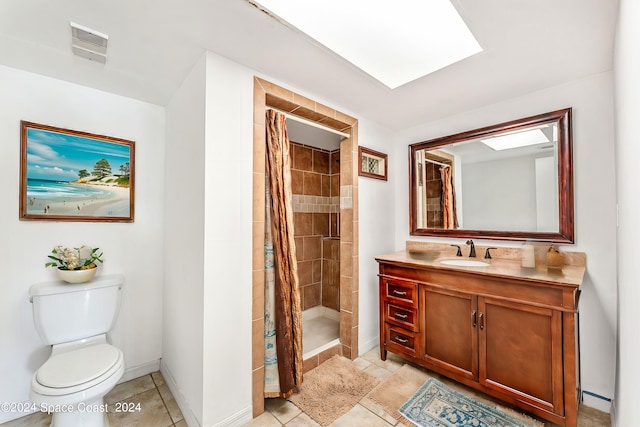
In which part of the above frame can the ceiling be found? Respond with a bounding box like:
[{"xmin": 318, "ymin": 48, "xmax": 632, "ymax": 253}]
[{"xmin": 0, "ymin": 0, "xmax": 619, "ymax": 131}]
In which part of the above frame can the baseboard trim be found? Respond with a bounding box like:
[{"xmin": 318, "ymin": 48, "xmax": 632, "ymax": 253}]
[
  {"xmin": 582, "ymin": 389, "xmax": 612, "ymax": 413},
  {"xmin": 119, "ymin": 359, "xmax": 161, "ymax": 383},
  {"xmin": 358, "ymin": 335, "xmax": 380, "ymax": 357},
  {"xmin": 160, "ymin": 360, "xmax": 202, "ymax": 427},
  {"xmin": 212, "ymin": 406, "xmax": 253, "ymax": 427}
]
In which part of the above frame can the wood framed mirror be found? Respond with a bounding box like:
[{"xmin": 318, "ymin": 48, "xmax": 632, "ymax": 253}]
[{"xmin": 409, "ymin": 108, "xmax": 574, "ymax": 243}]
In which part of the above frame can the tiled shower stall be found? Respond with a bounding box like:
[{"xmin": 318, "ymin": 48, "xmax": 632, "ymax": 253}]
[{"xmin": 290, "ymin": 142, "xmax": 341, "ymax": 357}]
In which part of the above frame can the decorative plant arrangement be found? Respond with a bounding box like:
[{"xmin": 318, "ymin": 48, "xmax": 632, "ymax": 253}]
[{"xmin": 45, "ymin": 245, "xmax": 104, "ymax": 283}]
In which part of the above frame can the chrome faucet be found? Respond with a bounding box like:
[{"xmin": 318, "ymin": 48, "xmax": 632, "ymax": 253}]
[{"xmin": 466, "ymin": 240, "xmax": 476, "ymax": 257}]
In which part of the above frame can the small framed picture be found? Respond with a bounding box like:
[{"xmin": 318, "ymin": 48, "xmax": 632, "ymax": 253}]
[
  {"xmin": 358, "ymin": 146, "xmax": 388, "ymax": 181},
  {"xmin": 19, "ymin": 121, "xmax": 135, "ymax": 222}
]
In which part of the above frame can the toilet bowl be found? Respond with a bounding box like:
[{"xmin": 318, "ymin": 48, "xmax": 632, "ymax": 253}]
[{"xmin": 29, "ymin": 275, "xmax": 125, "ymax": 427}]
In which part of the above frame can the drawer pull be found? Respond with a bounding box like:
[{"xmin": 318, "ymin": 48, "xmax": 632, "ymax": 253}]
[
  {"xmin": 394, "ymin": 336, "xmax": 409, "ymax": 344},
  {"xmin": 394, "ymin": 312, "xmax": 408, "ymax": 319},
  {"xmin": 392, "ymin": 289, "xmax": 407, "ymax": 296},
  {"xmin": 472, "ymin": 310, "xmax": 477, "ymax": 327},
  {"xmin": 479, "ymin": 312, "xmax": 484, "ymax": 330}
]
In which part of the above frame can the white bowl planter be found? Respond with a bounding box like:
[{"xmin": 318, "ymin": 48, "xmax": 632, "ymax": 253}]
[{"xmin": 57, "ymin": 267, "xmax": 97, "ymax": 283}]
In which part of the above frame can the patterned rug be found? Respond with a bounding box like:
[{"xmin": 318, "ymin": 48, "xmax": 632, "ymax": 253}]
[{"xmin": 400, "ymin": 378, "xmax": 540, "ymax": 427}]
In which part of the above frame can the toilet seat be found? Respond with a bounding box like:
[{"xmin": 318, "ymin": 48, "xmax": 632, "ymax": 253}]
[{"xmin": 33, "ymin": 344, "xmax": 123, "ymax": 396}]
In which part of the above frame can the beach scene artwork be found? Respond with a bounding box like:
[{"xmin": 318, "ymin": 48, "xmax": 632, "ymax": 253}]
[{"xmin": 20, "ymin": 121, "xmax": 134, "ymax": 221}]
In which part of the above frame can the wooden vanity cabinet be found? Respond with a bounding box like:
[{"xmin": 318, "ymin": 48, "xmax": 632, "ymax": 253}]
[{"xmin": 378, "ymin": 261, "xmax": 580, "ymax": 427}]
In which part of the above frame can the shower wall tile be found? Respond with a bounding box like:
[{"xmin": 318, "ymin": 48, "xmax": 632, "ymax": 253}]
[
  {"xmin": 330, "ymin": 174, "xmax": 340, "ymax": 197},
  {"xmin": 291, "ymin": 169, "xmax": 304, "ymax": 194},
  {"xmin": 298, "ymin": 261, "xmax": 313, "ymax": 286},
  {"xmin": 292, "ymin": 92, "xmax": 316, "ymax": 111},
  {"xmin": 253, "ymin": 124, "xmax": 266, "ymax": 173},
  {"xmin": 294, "ymin": 212, "xmax": 313, "ymax": 236},
  {"xmin": 321, "ymin": 174, "xmax": 331, "ymax": 197},
  {"xmin": 295, "ymin": 237, "xmax": 303, "ymax": 262},
  {"xmin": 330, "ymin": 151, "xmax": 341, "ymax": 175},
  {"xmin": 340, "ymin": 209, "xmax": 353, "ymax": 243},
  {"xmin": 312, "ymin": 259, "xmax": 322, "ymax": 283},
  {"xmin": 303, "ymin": 171, "xmax": 322, "ymax": 196},
  {"xmin": 340, "ymin": 276, "xmax": 353, "ymax": 312},
  {"xmin": 313, "ymin": 150, "xmax": 330, "ymax": 174},
  {"xmin": 340, "ymin": 311, "xmax": 352, "ymax": 347},
  {"xmin": 303, "ymin": 236, "xmax": 321, "ymax": 260},
  {"xmin": 322, "ymin": 239, "xmax": 339, "ymax": 259},
  {"xmin": 313, "ymin": 213, "xmax": 329, "ymax": 236},
  {"xmin": 330, "ymin": 213, "xmax": 339, "ymax": 238},
  {"xmin": 318, "ymin": 345, "xmax": 342, "ymax": 364},
  {"xmin": 303, "ymin": 283, "xmax": 321, "ymax": 310},
  {"xmin": 322, "ymin": 282, "xmax": 340, "ymax": 310},
  {"xmin": 293, "ymin": 144, "xmax": 312, "ymax": 170},
  {"xmin": 302, "ymin": 356, "xmax": 319, "ymax": 374},
  {"xmin": 340, "ymin": 243, "xmax": 353, "ymax": 283},
  {"xmin": 252, "ymin": 273, "xmax": 264, "ymax": 322}
]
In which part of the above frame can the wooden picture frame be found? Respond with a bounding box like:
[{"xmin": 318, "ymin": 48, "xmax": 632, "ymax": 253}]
[
  {"xmin": 19, "ymin": 121, "xmax": 135, "ymax": 222},
  {"xmin": 358, "ymin": 146, "xmax": 388, "ymax": 181}
]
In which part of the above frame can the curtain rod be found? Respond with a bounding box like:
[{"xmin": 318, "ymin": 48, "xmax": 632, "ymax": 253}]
[
  {"xmin": 268, "ymin": 108, "xmax": 351, "ymax": 139},
  {"xmin": 424, "ymin": 158, "xmax": 450, "ymax": 168}
]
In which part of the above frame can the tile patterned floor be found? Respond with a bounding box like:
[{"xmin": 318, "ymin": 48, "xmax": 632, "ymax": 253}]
[
  {"xmin": 243, "ymin": 348, "xmax": 612, "ymax": 427},
  {"xmin": 0, "ymin": 371, "xmax": 184, "ymax": 427},
  {"xmin": 3, "ymin": 350, "xmax": 611, "ymax": 427}
]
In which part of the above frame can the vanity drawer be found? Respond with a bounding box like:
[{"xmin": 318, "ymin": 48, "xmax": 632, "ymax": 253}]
[
  {"xmin": 383, "ymin": 279, "xmax": 418, "ymax": 307},
  {"xmin": 385, "ymin": 326, "xmax": 417, "ymax": 356},
  {"xmin": 384, "ymin": 302, "xmax": 419, "ymax": 331}
]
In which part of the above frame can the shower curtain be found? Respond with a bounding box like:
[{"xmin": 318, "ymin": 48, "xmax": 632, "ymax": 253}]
[
  {"xmin": 440, "ymin": 166, "xmax": 458, "ymax": 229},
  {"xmin": 263, "ymin": 109, "xmax": 303, "ymax": 398}
]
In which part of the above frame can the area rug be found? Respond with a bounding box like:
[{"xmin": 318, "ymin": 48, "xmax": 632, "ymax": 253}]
[
  {"xmin": 288, "ymin": 355, "xmax": 379, "ymax": 426},
  {"xmin": 367, "ymin": 364, "xmax": 430, "ymax": 421},
  {"xmin": 399, "ymin": 377, "xmax": 542, "ymax": 427}
]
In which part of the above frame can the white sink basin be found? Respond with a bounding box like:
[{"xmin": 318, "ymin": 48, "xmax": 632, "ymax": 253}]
[{"xmin": 439, "ymin": 259, "xmax": 490, "ymax": 267}]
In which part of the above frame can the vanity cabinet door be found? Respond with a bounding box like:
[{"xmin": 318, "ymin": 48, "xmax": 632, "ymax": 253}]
[
  {"xmin": 421, "ymin": 286, "xmax": 478, "ymax": 381},
  {"xmin": 478, "ymin": 297, "xmax": 564, "ymax": 414}
]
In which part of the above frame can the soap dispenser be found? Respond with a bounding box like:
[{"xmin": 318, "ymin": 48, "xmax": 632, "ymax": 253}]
[{"xmin": 521, "ymin": 243, "xmax": 535, "ymax": 268}]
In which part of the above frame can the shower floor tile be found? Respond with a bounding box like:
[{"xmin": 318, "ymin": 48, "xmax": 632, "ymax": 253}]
[{"xmin": 302, "ymin": 314, "xmax": 339, "ymax": 357}]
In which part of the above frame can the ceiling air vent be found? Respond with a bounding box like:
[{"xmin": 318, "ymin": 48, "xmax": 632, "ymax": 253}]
[{"xmin": 70, "ymin": 22, "xmax": 108, "ymax": 64}]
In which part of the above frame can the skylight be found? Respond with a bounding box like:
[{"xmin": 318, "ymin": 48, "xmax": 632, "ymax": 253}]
[
  {"xmin": 481, "ymin": 129, "xmax": 550, "ymax": 151},
  {"xmin": 253, "ymin": 0, "xmax": 482, "ymax": 89}
]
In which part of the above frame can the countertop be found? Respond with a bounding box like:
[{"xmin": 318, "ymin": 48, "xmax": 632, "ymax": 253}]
[{"xmin": 375, "ymin": 250, "xmax": 586, "ymax": 288}]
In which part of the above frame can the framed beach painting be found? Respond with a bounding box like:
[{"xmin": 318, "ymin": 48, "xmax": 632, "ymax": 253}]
[{"xmin": 19, "ymin": 121, "xmax": 135, "ymax": 222}]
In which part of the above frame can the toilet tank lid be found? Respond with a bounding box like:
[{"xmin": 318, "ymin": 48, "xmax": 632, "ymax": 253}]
[{"xmin": 29, "ymin": 274, "xmax": 125, "ymax": 298}]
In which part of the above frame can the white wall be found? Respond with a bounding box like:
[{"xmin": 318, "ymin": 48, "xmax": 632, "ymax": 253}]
[
  {"xmin": 357, "ymin": 121, "xmax": 397, "ymax": 355},
  {"xmin": 201, "ymin": 52, "xmax": 254, "ymax": 427},
  {"xmin": 461, "ymin": 155, "xmax": 537, "ymax": 231},
  {"xmin": 163, "ymin": 54, "xmax": 207, "ymax": 426},
  {"xmin": 0, "ymin": 65, "xmax": 166, "ymax": 424},
  {"xmin": 613, "ymin": 0, "xmax": 640, "ymax": 424},
  {"xmin": 395, "ymin": 72, "xmax": 617, "ymax": 411}
]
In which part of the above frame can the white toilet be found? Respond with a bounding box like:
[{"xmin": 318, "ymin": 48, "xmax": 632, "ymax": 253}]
[{"xmin": 29, "ymin": 274, "xmax": 125, "ymax": 427}]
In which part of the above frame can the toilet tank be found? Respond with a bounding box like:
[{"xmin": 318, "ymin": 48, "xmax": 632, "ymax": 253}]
[{"xmin": 29, "ymin": 274, "xmax": 124, "ymax": 345}]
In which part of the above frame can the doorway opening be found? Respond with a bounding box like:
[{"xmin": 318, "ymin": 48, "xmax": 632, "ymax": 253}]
[{"xmin": 252, "ymin": 77, "xmax": 360, "ymax": 417}]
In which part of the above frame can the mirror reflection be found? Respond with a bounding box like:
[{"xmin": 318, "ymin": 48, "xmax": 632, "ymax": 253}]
[{"xmin": 409, "ymin": 108, "xmax": 573, "ymax": 243}]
